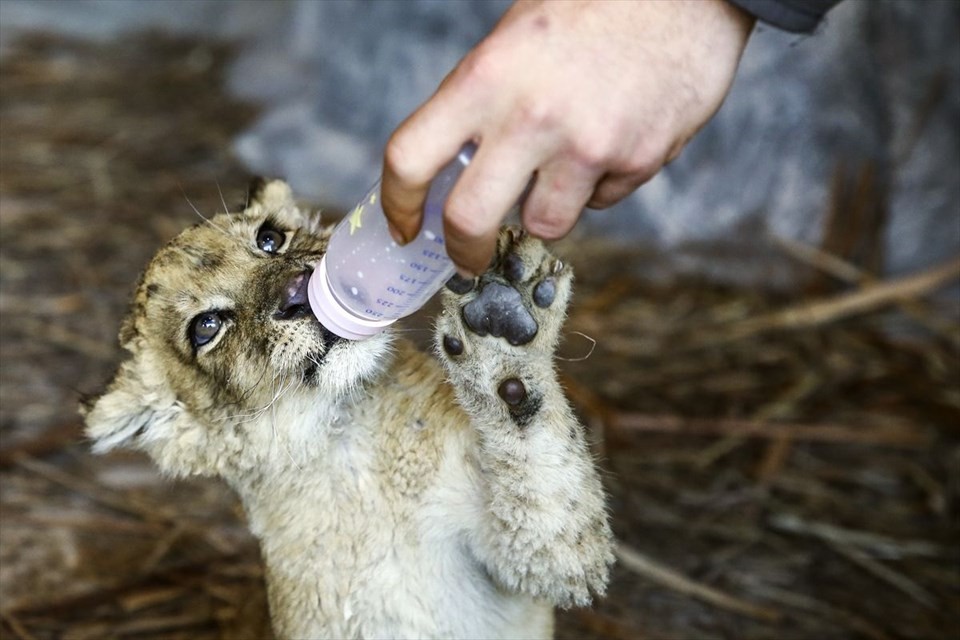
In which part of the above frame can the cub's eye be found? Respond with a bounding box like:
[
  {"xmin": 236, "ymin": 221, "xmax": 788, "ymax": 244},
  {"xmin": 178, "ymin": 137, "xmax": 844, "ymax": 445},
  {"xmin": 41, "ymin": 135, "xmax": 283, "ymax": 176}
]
[
  {"xmin": 256, "ymin": 224, "xmax": 286, "ymax": 254},
  {"xmin": 190, "ymin": 312, "xmax": 223, "ymax": 348}
]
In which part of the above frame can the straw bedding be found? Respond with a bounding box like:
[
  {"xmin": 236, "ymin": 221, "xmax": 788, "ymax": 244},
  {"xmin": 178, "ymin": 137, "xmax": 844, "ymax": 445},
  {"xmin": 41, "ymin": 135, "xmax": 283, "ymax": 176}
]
[{"xmin": 1, "ymin": 33, "xmax": 956, "ymax": 640}]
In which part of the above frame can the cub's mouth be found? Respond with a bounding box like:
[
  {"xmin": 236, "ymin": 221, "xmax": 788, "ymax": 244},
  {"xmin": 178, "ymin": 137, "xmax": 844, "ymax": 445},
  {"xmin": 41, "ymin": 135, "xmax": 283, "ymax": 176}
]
[
  {"xmin": 276, "ymin": 269, "xmax": 345, "ymax": 384},
  {"xmin": 301, "ymin": 325, "xmax": 344, "ymax": 380}
]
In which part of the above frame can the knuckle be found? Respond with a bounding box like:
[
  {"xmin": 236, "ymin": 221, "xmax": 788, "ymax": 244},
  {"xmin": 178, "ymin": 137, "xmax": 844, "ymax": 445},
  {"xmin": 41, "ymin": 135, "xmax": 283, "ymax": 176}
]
[
  {"xmin": 587, "ymin": 192, "xmax": 616, "ymax": 210},
  {"xmin": 623, "ymin": 143, "xmax": 664, "ymax": 180},
  {"xmin": 567, "ymin": 125, "xmax": 623, "ymax": 171},
  {"xmin": 525, "ymin": 209, "xmax": 575, "ymax": 240},
  {"xmin": 384, "ymin": 136, "xmax": 428, "ymax": 186},
  {"xmin": 571, "ymin": 137, "xmax": 613, "ymax": 170},
  {"xmin": 453, "ymin": 48, "xmax": 499, "ymax": 91},
  {"xmin": 512, "ymin": 97, "xmax": 558, "ymax": 131}
]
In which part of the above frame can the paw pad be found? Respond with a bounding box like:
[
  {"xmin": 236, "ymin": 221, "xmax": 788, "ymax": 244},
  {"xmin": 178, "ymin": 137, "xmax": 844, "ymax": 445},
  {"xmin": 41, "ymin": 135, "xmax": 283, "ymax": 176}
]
[
  {"xmin": 532, "ymin": 278, "xmax": 556, "ymax": 308},
  {"xmin": 502, "ymin": 252, "xmax": 525, "ymax": 283},
  {"xmin": 445, "ymin": 274, "xmax": 475, "ymax": 295},
  {"xmin": 462, "ymin": 282, "xmax": 538, "ymax": 346},
  {"xmin": 442, "ymin": 334, "xmax": 464, "ymax": 356},
  {"xmin": 496, "ymin": 376, "xmax": 542, "ymax": 428},
  {"xmin": 497, "ymin": 378, "xmax": 527, "ymax": 406}
]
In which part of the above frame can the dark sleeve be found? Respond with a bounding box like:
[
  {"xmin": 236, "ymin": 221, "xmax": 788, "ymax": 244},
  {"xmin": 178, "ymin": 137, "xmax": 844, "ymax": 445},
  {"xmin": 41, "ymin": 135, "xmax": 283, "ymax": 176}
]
[{"xmin": 726, "ymin": 0, "xmax": 844, "ymax": 33}]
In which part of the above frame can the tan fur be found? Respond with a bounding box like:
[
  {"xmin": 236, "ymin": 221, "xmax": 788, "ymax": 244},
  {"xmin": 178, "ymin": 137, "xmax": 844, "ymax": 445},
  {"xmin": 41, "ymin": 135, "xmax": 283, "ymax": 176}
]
[{"xmin": 83, "ymin": 180, "xmax": 612, "ymax": 639}]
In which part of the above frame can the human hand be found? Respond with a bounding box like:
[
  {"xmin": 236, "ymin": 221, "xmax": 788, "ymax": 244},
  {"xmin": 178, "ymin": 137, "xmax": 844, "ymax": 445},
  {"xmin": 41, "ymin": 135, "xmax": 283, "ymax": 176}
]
[{"xmin": 381, "ymin": 0, "xmax": 754, "ymax": 275}]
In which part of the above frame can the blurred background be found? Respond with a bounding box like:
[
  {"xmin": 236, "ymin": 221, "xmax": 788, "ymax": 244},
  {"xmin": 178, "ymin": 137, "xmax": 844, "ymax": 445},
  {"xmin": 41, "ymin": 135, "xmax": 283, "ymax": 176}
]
[{"xmin": 0, "ymin": 1, "xmax": 957, "ymax": 638}]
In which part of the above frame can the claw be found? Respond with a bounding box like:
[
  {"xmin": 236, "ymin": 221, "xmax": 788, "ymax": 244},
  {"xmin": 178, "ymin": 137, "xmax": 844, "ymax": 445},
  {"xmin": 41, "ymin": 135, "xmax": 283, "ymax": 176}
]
[{"xmin": 551, "ymin": 259, "xmax": 564, "ymax": 275}]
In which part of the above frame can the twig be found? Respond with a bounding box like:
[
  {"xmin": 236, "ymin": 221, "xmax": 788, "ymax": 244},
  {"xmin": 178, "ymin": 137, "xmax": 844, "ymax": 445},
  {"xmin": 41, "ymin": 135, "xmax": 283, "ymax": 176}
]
[
  {"xmin": 118, "ymin": 586, "xmax": 186, "ymax": 613},
  {"xmin": 11, "ymin": 454, "xmax": 236, "ymax": 555},
  {"xmin": 111, "ymin": 611, "xmax": 213, "ymax": 635},
  {"xmin": 773, "ymin": 235, "xmax": 960, "ymax": 345},
  {"xmin": 3, "ymin": 554, "xmax": 242, "ymax": 616},
  {"xmin": 755, "ymin": 584, "xmax": 892, "ymax": 640},
  {"xmin": 14, "ymin": 512, "xmax": 165, "ymax": 535},
  {"xmin": 608, "ymin": 413, "xmax": 930, "ymax": 449},
  {"xmin": 831, "ymin": 544, "xmax": 937, "ymax": 609},
  {"xmin": 705, "ymin": 256, "xmax": 960, "ymax": 343},
  {"xmin": 614, "ymin": 543, "xmax": 782, "ymax": 622},
  {"xmin": 767, "ymin": 512, "xmax": 944, "ymax": 559},
  {"xmin": 12, "ymin": 453, "xmax": 174, "ymax": 524},
  {"xmin": 140, "ymin": 524, "xmax": 187, "ymax": 574},
  {"xmin": 774, "ymin": 233, "xmax": 868, "ymax": 283},
  {"xmin": 755, "ymin": 433, "xmax": 794, "ymax": 482},
  {"xmin": 1, "ymin": 614, "xmax": 39, "ymax": 640},
  {"xmin": 691, "ymin": 435, "xmax": 746, "ymax": 469}
]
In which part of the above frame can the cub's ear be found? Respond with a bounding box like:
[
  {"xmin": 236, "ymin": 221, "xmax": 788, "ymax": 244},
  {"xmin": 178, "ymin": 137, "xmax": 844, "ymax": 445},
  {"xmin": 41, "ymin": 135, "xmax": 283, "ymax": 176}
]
[
  {"xmin": 81, "ymin": 358, "xmax": 179, "ymax": 454},
  {"xmin": 245, "ymin": 176, "xmax": 294, "ymax": 211}
]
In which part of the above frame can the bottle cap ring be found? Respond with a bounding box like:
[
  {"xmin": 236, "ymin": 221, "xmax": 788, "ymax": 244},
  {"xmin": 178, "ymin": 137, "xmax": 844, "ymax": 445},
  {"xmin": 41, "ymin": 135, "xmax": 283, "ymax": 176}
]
[{"xmin": 308, "ymin": 257, "xmax": 395, "ymax": 340}]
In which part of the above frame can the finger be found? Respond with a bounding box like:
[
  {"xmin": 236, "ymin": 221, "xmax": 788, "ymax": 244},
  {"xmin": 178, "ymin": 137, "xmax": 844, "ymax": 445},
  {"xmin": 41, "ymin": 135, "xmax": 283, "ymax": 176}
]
[
  {"xmin": 586, "ymin": 171, "xmax": 650, "ymax": 210},
  {"xmin": 521, "ymin": 158, "xmax": 601, "ymax": 240},
  {"xmin": 587, "ymin": 137, "xmax": 686, "ymax": 209},
  {"xmin": 381, "ymin": 90, "xmax": 482, "ymax": 244},
  {"xmin": 443, "ymin": 140, "xmax": 544, "ymax": 276}
]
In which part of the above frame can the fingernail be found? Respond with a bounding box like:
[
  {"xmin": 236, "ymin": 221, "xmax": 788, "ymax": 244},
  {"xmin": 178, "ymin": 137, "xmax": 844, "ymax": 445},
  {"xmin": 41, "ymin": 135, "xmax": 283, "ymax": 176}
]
[
  {"xmin": 387, "ymin": 221, "xmax": 407, "ymax": 245},
  {"xmin": 455, "ymin": 265, "xmax": 477, "ymax": 279}
]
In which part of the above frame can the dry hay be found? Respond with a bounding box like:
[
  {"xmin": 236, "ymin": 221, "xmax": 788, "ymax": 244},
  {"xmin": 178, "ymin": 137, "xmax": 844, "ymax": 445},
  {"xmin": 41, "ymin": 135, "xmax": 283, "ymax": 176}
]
[{"xmin": 1, "ymin": 32, "xmax": 958, "ymax": 640}]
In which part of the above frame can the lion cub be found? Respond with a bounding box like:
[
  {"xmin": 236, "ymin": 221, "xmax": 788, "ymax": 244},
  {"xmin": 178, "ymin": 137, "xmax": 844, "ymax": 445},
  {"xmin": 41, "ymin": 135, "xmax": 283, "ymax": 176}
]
[{"xmin": 83, "ymin": 180, "xmax": 612, "ymax": 639}]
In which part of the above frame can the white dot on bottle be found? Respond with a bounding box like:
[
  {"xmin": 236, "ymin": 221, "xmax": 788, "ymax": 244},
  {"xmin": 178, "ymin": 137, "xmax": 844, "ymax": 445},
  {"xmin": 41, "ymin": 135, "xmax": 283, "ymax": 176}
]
[
  {"xmin": 357, "ymin": 271, "xmax": 364, "ymax": 279},
  {"xmin": 350, "ymin": 286, "xmax": 359, "ymax": 296},
  {"xmin": 424, "ymin": 230, "xmax": 436, "ymax": 241}
]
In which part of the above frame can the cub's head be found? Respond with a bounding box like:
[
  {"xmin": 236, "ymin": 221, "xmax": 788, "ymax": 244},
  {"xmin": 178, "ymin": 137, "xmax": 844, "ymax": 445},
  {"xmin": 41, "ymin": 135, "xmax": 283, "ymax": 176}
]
[{"xmin": 83, "ymin": 180, "xmax": 393, "ymax": 478}]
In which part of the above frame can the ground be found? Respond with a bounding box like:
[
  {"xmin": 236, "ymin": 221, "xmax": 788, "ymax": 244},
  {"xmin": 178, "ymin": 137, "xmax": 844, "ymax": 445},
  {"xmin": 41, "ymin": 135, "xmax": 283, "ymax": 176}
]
[{"xmin": 1, "ymin": 32, "xmax": 957, "ymax": 640}]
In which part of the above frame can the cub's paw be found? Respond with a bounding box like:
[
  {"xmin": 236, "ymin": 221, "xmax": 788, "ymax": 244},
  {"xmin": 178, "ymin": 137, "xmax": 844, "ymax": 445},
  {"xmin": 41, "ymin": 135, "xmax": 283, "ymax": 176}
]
[
  {"xmin": 435, "ymin": 227, "xmax": 572, "ymax": 424},
  {"xmin": 439, "ymin": 226, "xmax": 571, "ymax": 351}
]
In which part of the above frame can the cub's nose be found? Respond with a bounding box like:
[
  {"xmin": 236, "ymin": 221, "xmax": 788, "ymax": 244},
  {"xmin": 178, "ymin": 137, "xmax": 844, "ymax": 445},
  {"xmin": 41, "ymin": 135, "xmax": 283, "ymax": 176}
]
[{"xmin": 276, "ymin": 270, "xmax": 313, "ymax": 320}]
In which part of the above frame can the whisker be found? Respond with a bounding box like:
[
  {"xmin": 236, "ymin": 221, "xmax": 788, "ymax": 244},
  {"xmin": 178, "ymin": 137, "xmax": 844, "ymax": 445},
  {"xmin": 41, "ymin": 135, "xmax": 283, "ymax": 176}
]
[
  {"xmin": 230, "ymin": 371, "xmax": 296, "ymax": 422},
  {"xmin": 179, "ymin": 184, "xmax": 230, "ymax": 236},
  {"xmin": 227, "ymin": 366, "xmax": 272, "ymax": 409},
  {"xmin": 215, "ymin": 180, "xmax": 231, "ymax": 216},
  {"xmin": 271, "ymin": 372, "xmax": 303, "ymax": 471}
]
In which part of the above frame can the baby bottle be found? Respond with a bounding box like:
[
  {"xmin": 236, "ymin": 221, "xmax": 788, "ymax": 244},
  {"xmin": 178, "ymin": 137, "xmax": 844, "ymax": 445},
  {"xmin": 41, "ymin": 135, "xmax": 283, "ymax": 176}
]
[{"xmin": 308, "ymin": 143, "xmax": 475, "ymax": 340}]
